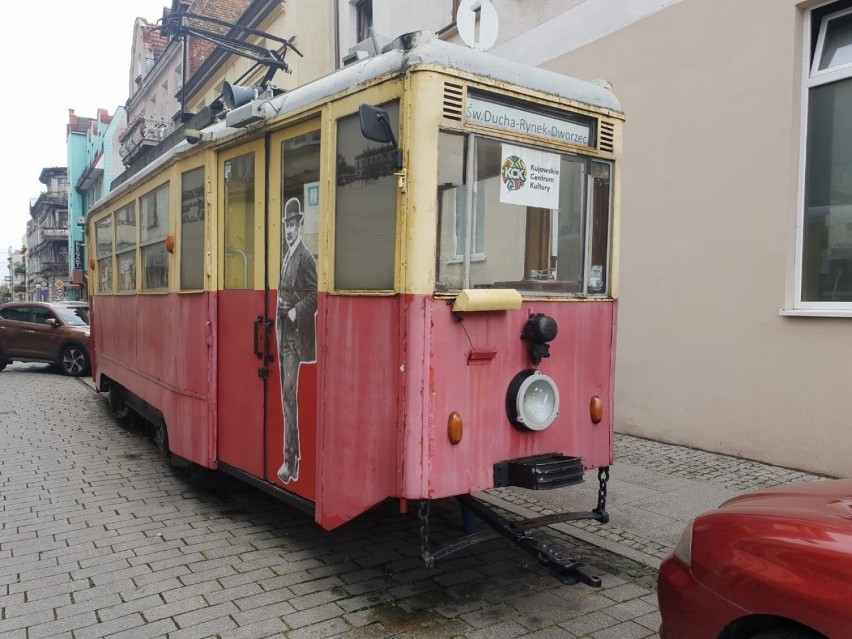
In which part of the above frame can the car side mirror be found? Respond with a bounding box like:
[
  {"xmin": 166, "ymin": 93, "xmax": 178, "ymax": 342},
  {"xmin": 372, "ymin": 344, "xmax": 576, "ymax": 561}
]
[{"xmin": 45, "ymin": 318, "xmax": 59, "ymax": 327}]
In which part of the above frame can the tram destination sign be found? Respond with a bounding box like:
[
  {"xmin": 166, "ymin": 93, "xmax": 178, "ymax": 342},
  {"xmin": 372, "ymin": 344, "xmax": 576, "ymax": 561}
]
[{"xmin": 466, "ymin": 95, "xmax": 592, "ymax": 147}]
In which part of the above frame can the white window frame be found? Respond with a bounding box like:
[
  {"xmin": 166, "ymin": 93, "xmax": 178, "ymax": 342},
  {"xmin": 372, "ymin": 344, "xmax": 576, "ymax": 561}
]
[
  {"xmin": 811, "ymin": 6, "xmax": 852, "ymax": 82},
  {"xmin": 789, "ymin": 2, "xmax": 852, "ymax": 316},
  {"xmin": 353, "ymin": 0, "xmax": 373, "ymax": 44}
]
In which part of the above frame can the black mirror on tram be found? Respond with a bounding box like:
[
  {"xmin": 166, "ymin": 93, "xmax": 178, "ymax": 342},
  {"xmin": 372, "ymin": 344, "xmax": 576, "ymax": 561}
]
[{"xmin": 359, "ymin": 103, "xmax": 402, "ymax": 170}]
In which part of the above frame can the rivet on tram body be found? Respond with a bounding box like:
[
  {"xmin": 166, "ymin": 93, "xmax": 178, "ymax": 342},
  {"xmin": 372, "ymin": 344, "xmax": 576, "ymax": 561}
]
[
  {"xmin": 590, "ymin": 396, "xmax": 604, "ymax": 424},
  {"xmin": 448, "ymin": 412, "xmax": 463, "ymax": 444}
]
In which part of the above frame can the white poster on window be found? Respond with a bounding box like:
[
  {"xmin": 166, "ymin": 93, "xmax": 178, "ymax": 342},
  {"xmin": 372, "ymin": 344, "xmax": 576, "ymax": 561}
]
[
  {"xmin": 499, "ymin": 144, "xmax": 561, "ymax": 209},
  {"xmin": 303, "ymin": 181, "xmax": 320, "ymax": 236}
]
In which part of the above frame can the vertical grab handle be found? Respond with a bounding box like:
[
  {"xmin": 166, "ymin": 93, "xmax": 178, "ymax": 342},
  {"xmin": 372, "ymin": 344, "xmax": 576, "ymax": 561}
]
[
  {"xmin": 253, "ymin": 315, "xmax": 263, "ymax": 359},
  {"xmin": 264, "ymin": 319, "xmax": 274, "ymax": 364}
]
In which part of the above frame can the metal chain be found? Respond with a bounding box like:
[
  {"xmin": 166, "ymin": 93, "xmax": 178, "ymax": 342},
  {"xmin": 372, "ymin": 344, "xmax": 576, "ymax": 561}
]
[
  {"xmin": 594, "ymin": 466, "xmax": 610, "ymax": 523},
  {"xmin": 418, "ymin": 500, "xmax": 433, "ymax": 568}
]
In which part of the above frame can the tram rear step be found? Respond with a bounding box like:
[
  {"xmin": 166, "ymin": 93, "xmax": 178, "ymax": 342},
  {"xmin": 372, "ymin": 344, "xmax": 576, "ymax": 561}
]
[{"xmin": 494, "ymin": 454, "xmax": 584, "ymax": 490}]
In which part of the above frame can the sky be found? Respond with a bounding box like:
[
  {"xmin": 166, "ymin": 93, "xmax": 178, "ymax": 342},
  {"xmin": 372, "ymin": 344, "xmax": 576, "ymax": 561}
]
[{"xmin": 0, "ymin": 0, "xmax": 170, "ymax": 283}]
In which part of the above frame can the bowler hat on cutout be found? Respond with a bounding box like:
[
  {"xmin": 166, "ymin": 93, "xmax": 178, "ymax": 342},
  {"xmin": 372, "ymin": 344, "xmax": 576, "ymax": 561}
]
[{"xmin": 283, "ymin": 197, "xmax": 303, "ymax": 222}]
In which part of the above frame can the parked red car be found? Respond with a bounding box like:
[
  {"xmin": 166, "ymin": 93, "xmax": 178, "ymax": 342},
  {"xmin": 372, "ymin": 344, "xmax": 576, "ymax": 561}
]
[{"xmin": 658, "ymin": 479, "xmax": 852, "ymax": 639}]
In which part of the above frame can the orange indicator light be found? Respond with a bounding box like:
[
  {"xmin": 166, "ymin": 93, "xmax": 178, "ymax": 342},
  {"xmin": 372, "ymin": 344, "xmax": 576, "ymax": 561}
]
[
  {"xmin": 448, "ymin": 412, "xmax": 463, "ymax": 444},
  {"xmin": 590, "ymin": 396, "xmax": 604, "ymax": 424}
]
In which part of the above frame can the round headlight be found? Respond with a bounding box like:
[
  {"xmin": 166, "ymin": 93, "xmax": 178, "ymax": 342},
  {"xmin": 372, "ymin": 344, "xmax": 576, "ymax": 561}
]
[{"xmin": 506, "ymin": 369, "xmax": 560, "ymax": 431}]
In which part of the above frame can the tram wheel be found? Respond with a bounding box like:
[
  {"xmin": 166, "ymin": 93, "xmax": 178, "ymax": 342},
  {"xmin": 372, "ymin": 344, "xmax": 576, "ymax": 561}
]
[
  {"xmin": 108, "ymin": 385, "xmax": 130, "ymax": 420},
  {"xmin": 152, "ymin": 421, "xmax": 169, "ymax": 457}
]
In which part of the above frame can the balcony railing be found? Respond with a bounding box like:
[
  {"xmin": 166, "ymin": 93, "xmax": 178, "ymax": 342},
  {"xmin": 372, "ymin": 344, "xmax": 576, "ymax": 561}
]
[
  {"xmin": 119, "ymin": 115, "xmax": 174, "ymax": 166},
  {"xmin": 30, "ymin": 192, "xmax": 67, "ymax": 214},
  {"xmin": 42, "ymin": 228, "xmax": 69, "ymax": 240},
  {"xmin": 38, "ymin": 261, "xmax": 70, "ymax": 277}
]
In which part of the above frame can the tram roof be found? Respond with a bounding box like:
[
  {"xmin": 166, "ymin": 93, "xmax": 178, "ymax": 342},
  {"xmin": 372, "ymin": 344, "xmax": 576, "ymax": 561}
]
[
  {"xmin": 229, "ymin": 32, "xmax": 623, "ymax": 127},
  {"xmin": 90, "ymin": 33, "xmax": 621, "ymax": 216}
]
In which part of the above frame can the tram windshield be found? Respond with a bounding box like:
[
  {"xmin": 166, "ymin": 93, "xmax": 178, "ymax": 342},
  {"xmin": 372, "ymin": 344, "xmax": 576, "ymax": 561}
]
[{"xmin": 436, "ymin": 134, "xmax": 612, "ymax": 297}]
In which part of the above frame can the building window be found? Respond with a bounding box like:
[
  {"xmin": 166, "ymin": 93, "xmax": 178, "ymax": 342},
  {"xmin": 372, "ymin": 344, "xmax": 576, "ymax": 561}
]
[
  {"xmin": 356, "ymin": 0, "xmax": 373, "ymax": 43},
  {"xmin": 800, "ymin": 3, "xmax": 852, "ymax": 306}
]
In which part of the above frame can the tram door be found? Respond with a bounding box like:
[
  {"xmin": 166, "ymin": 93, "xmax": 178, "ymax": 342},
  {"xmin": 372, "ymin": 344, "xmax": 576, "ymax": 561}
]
[
  {"xmin": 217, "ymin": 140, "xmax": 267, "ymax": 476},
  {"xmin": 265, "ymin": 122, "xmax": 322, "ymax": 500}
]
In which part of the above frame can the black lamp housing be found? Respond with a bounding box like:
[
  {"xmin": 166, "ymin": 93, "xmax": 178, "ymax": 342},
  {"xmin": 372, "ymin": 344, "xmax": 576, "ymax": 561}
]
[{"xmin": 521, "ymin": 313, "xmax": 558, "ymax": 364}]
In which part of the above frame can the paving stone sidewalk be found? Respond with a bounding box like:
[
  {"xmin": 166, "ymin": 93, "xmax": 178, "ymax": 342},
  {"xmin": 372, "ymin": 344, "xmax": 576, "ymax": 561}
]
[
  {"xmin": 492, "ymin": 428, "xmax": 831, "ymax": 567},
  {"xmin": 0, "ymin": 365, "xmax": 656, "ymax": 639},
  {"xmin": 0, "ymin": 363, "xmax": 831, "ymax": 638}
]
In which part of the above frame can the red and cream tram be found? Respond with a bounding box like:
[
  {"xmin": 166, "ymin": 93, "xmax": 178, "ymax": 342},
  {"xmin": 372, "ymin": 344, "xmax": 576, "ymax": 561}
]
[{"xmin": 86, "ymin": 30, "xmax": 623, "ymax": 584}]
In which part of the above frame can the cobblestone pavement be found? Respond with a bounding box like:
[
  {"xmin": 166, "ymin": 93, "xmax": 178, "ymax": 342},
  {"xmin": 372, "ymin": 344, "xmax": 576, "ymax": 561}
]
[
  {"xmin": 0, "ymin": 364, "xmax": 659, "ymax": 639},
  {"xmin": 0, "ymin": 363, "xmax": 829, "ymax": 638},
  {"xmin": 492, "ymin": 422, "xmax": 830, "ymax": 566}
]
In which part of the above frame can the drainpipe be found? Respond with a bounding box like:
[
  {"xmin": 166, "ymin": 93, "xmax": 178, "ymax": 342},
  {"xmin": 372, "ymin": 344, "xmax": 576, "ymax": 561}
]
[{"xmin": 333, "ymin": 0, "xmax": 340, "ymax": 69}]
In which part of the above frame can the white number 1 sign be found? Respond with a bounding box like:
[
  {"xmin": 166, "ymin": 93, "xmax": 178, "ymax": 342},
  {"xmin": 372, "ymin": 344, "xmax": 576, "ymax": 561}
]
[{"xmin": 457, "ymin": 0, "xmax": 499, "ymax": 51}]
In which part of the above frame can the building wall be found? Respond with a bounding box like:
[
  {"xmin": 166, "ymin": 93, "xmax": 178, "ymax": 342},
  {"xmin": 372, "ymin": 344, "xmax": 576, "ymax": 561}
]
[
  {"xmin": 66, "ymin": 129, "xmax": 88, "ymax": 276},
  {"xmin": 186, "ymin": 2, "xmax": 335, "ymax": 113},
  {"xmin": 104, "ymin": 107, "xmax": 127, "ymax": 192},
  {"xmin": 490, "ymin": 0, "xmax": 852, "ymax": 477},
  {"xmin": 364, "ymin": 0, "xmax": 850, "ymax": 476}
]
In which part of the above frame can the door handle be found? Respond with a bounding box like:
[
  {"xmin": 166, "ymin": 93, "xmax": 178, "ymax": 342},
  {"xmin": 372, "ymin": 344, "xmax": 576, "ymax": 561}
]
[
  {"xmin": 264, "ymin": 319, "xmax": 274, "ymax": 364},
  {"xmin": 253, "ymin": 316, "xmax": 263, "ymax": 359}
]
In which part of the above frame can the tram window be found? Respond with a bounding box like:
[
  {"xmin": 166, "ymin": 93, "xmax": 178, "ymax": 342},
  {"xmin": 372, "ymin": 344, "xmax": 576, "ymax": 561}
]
[
  {"xmin": 589, "ymin": 162, "xmax": 612, "ymax": 293},
  {"xmin": 436, "ymin": 136, "xmax": 605, "ymax": 295},
  {"xmin": 180, "ymin": 167, "xmax": 205, "ymax": 290},
  {"xmin": 436, "ymin": 132, "xmax": 472, "ymax": 290},
  {"xmin": 334, "ymin": 101, "xmax": 399, "ymax": 290},
  {"xmin": 224, "ymin": 154, "xmax": 256, "ymax": 290},
  {"xmin": 115, "ymin": 203, "xmax": 137, "ymax": 293},
  {"xmin": 115, "ymin": 203, "xmax": 137, "ymax": 253},
  {"xmin": 281, "ymin": 132, "xmax": 321, "ymax": 258},
  {"xmin": 118, "ymin": 252, "xmax": 137, "ymax": 292},
  {"xmin": 95, "ymin": 217, "xmax": 113, "ymax": 294},
  {"xmin": 141, "ymin": 184, "xmax": 170, "ymax": 291}
]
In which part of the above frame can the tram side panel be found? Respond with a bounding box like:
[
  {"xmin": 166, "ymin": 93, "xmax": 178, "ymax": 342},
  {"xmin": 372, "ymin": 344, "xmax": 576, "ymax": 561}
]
[
  {"xmin": 93, "ymin": 293, "xmax": 213, "ymax": 465},
  {"xmin": 315, "ymin": 294, "xmax": 402, "ymax": 530},
  {"xmin": 423, "ymin": 297, "xmax": 616, "ymax": 499}
]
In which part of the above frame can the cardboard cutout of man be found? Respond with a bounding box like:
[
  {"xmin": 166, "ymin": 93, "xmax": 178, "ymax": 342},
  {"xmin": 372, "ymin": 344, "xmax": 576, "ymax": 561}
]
[{"xmin": 276, "ymin": 197, "xmax": 317, "ymax": 484}]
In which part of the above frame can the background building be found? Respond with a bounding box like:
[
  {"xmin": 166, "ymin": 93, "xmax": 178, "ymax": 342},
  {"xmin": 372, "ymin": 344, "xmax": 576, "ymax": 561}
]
[
  {"xmin": 70, "ymin": 108, "xmax": 128, "ymax": 300},
  {"xmin": 26, "ymin": 168, "xmax": 69, "ymax": 302},
  {"xmin": 24, "ymin": 0, "xmax": 840, "ymax": 478},
  {"xmin": 9, "ymin": 243, "xmax": 26, "ymax": 300}
]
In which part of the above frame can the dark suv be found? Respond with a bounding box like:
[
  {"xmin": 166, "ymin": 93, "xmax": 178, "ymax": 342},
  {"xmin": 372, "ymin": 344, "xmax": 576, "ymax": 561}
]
[{"xmin": 0, "ymin": 301, "xmax": 91, "ymax": 376}]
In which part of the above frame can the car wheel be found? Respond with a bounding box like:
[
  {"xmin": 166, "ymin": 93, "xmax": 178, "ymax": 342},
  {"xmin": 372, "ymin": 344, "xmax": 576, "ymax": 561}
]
[
  {"xmin": 0, "ymin": 350, "xmax": 6, "ymax": 371},
  {"xmin": 60, "ymin": 344, "xmax": 90, "ymax": 377},
  {"xmin": 751, "ymin": 629, "xmax": 822, "ymax": 639}
]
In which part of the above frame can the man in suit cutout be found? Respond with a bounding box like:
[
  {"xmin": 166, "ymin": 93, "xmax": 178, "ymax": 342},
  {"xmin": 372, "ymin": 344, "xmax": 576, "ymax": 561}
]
[{"xmin": 276, "ymin": 197, "xmax": 317, "ymax": 484}]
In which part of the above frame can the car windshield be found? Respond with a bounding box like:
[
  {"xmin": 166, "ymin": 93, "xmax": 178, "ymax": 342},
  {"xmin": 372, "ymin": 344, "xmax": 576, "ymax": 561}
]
[{"xmin": 55, "ymin": 306, "xmax": 89, "ymax": 326}]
